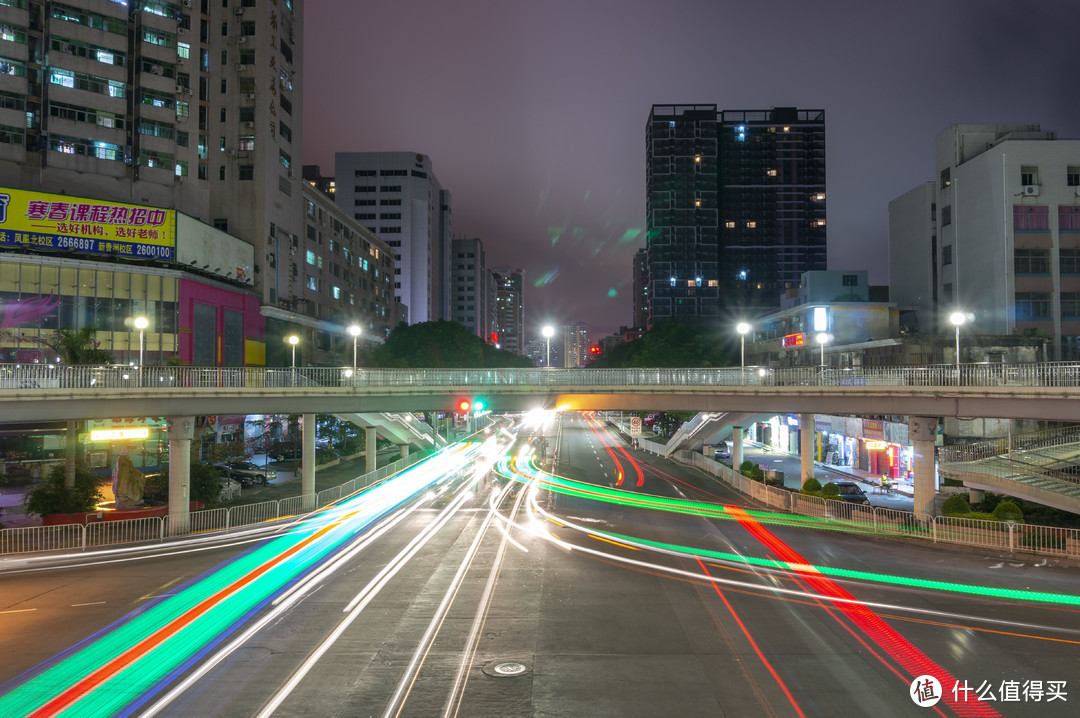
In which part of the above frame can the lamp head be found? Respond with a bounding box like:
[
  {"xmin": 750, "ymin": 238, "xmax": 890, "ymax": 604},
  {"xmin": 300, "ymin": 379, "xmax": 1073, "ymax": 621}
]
[
  {"xmin": 287, "ymin": 335, "xmax": 299, "ymax": 346},
  {"xmin": 133, "ymin": 316, "xmax": 149, "ymax": 330},
  {"xmin": 736, "ymin": 322, "xmax": 751, "ymax": 336},
  {"xmin": 348, "ymin": 325, "xmax": 362, "ymax": 337}
]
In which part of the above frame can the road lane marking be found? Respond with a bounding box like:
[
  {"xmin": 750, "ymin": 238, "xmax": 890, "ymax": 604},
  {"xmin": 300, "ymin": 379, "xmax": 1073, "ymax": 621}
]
[
  {"xmin": 0, "ymin": 608, "xmax": 36, "ymax": 614},
  {"xmin": 71, "ymin": 602, "xmax": 106, "ymax": 607}
]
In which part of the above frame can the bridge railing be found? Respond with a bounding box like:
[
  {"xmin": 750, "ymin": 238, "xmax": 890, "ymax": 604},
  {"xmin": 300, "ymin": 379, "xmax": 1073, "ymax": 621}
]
[{"xmin": 5, "ymin": 362, "xmax": 1080, "ymax": 391}]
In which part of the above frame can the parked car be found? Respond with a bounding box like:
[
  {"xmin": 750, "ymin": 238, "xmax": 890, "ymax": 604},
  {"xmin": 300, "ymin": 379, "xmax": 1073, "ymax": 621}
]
[
  {"xmin": 832, "ymin": 480, "xmax": 869, "ymax": 504},
  {"xmin": 714, "ymin": 444, "xmax": 731, "ymax": 460},
  {"xmin": 216, "ymin": 461, "xmax": 276, "ymax": 486},
  {"xmin": 267, "ymin": 443, "xmax": 300, "ymax": 461}
]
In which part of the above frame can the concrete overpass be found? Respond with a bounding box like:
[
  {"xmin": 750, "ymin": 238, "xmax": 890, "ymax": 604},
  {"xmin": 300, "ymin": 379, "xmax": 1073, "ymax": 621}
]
[{"xmin": 3, "ymin": 362, "xmax": 1080, "ymax": 525}]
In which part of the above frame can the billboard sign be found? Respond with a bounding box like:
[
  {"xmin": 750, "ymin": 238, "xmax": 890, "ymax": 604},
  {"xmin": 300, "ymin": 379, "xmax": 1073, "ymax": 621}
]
[{"xmin": 0, "ymin": 187, "xmax": 175, "ymax": 261}]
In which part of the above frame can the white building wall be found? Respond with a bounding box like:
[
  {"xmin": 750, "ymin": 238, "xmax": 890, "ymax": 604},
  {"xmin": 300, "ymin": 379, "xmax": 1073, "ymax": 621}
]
[{"xmin": 887, "ymin": 182, "xmax": 936, "ymax": 333}]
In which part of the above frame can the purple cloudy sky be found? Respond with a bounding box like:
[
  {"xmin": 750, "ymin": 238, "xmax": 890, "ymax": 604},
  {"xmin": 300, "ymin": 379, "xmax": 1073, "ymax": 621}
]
[{"xmin": 303, "ymin": 1, "xmax": 1076, "ymax": 341}]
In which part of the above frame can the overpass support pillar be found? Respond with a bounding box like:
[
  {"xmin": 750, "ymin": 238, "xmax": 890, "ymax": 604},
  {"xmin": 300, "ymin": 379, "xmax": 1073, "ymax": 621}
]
[
  {"xmin": 800, "ymin": 413, "xmax": 815, "ymax": 488},
  {"xmin": 165, "ymin": 416, "xmax": 195, "ymax": 535},
  {"xmin": 909, "ymin": 417, "xmax": 938, "ymax": 520},
  {"xmin": 731, "ymin": 426, "xmax": 744, "ymax": 472},
  {"xmin": 400, "ymin": 444, "xmax": 409, "ymax": 460},
  {"xmin": 366, "ymin": 427, "xmax": 378, "ymax": 474},
  {"xmin": 302, "ymin": 413, "xmax": 315, "ymax": 511}
]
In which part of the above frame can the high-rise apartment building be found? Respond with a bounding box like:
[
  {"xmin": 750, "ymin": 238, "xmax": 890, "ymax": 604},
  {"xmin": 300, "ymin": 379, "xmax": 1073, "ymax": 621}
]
[
  {"xmin": 889, "ymin": 123, "xmax": 1080, "ymax": 360},
  {"xmin": 644, "ymin": 105, "xmax": 826, "ymax": 327},
  {"xmin": 632, "ymin": 247, "xmax": 648, "ymax": 328},
  {"xmin": 450, "ymin": 236, "xmax": 493, "ymax": 340},
  {"xmin": 562, "ymin": 320, "xmax": 588, "ymax": 368},
  {"xmin": 333, "ymin": 152, "xmax": 451, "ymax": 324},
  {"xmin": 491, "ymin": 266, "xmax": 524, "ymax": 354}
]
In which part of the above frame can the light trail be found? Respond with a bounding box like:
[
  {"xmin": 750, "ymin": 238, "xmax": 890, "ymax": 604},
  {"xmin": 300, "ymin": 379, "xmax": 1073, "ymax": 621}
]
[{"xmin": 0, "ymin": 444, "xmax": 484, "ymax": 718}]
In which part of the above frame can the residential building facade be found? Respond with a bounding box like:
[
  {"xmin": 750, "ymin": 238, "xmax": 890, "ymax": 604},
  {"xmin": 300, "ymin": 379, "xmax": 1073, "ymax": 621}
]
[
  {"xmin": 333, "ymin": 152, "xmax": 451, "ymax": 324},
  {"xmin": 492, "ymin": 266, "xmax": 523, "ymax": 354},
  {"xmin": 644, "ymin": 105, "xmax": 826, "ymax": 327},
  {"xmin": 889, "ymin": 124, "xmax": 1080, "ymax": 359},
  {"xmin": 450, "ymin": 236, "xmax": 491, "ymax": 340}
]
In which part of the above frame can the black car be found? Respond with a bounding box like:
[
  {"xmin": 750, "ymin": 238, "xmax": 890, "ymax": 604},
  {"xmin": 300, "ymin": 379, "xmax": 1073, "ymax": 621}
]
[
  {"xmin": 833, "ymin": 480, "xmax": 869, "ymax": 504},
  {"xmin": 216, "ymin": 461, "xmax": 276, "ymax": 486}
]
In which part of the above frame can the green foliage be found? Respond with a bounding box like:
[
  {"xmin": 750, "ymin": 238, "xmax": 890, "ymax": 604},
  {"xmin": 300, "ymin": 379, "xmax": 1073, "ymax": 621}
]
[
  {"xmin": 820, "ymin": 482, "xmax": 840, "ymax": 497},
  {"xmin": 38, "ymin": 327, "xmax": 114, "ymax": 364},
  {"xmin": 316, "ymin": 447, "xmax": 339, "ymax": 464},
  {"xmin": 739, "ymin": 460, "xmax": 756, "ymax": 473},
  {"xmin": 991, "ymin": 500, "xmax": 1024, "ymax": 522},
  {"xmin": 802, "ymin": 477, "xmax": 822, "ymax": 493},
  {"xmin": 189, "ymin": 462, "xmax": 223, "ymax": 507},
  {"xmin": 941, "ymin": 494, "xmax": 972, "ymax": 516},
  {"xmin": 367, "ymin": 321, "xmax": 532, "ymax": 369},
  {"xmin": 588, "ymin": 321, "xmax": 734, "ymax": 368},
  {"xmin": 24, "ymin": 464, "xmax": 104, "ymax": 516}
]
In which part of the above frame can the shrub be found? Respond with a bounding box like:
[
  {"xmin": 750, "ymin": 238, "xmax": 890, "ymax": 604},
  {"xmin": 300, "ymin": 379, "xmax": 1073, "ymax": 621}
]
[
  {"xmin": 802, "ymin": 477, "xmax": 822, "ymax": 493},
  {"xmin": 941, "ymin": 494, "xmax": 971, "ymax": 516},
  {"xmin": 315, "ymin": 447, "xmax": 339, "ymax": 464},
  {"xmin": 739, "ymin": 460, "xmax": 756, "ymax": 474},
  {"xmin": 992, "ymin": 500, "xmax": 1024, "ymax": 523},
  {"xmin": 820, "ymin": 482, "xmax": 839, "ymax": 497},
  {"xmin": 189, "ymin": 462, "xmax": 223, "ymax": 507},
  {"xmin": 24, "ymin": 464, "xmax": 104, "ymax": 516}
]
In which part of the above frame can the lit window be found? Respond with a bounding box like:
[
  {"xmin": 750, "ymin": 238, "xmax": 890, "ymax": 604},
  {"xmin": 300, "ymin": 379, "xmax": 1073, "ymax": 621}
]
[
  {"xmin": 746, "ymin": 221, "xmax": 756, "ymax": 229},
  {"xmin": 813, "ymin": 219, "xmax": 826, "ymax": 227},
  {"xmin": 694, "ymin": 154, "xmax": 701, "ymax": 163},
  {"xmin": 694, "ymin": 198, "xmax": 701, "ymax": 207},
  {"xmin": 669, "ymin": 276, "xmax": 677, "ymax": 286},
  {"xmin": 783, "ymin": 126, "xmax": 790, "ymax": 132},
  {"xmin": 814, "ymin": 193, "xmax": 826, "ymax": 201},
  {"xmin": 332, "ymin": 286, "xmax": 341, "ymax": 299},
  {"xmin": 707, "ymin": 279, "xmax": 718, "ymax": 287},
  {"xmin": 695, "ymin": 277, "xmax": 702, "ymax": 286},
  {"xmin": 687, "ymin": 280, "xmax": 696, "ymax": 287},
  {"xmin": 305, "ymin": 250, "xmax": 315, "ymax": 265},
  {"xmin": 737, "ymin": 270, "xmax": 748, "ymax": 280},
  {"xmin": 766, "ymin": 169, "xmax": 777, "ymax": 177},
  {"xmin": 725, "ymin": 221, "xmax": 735, "ymax": 229}
]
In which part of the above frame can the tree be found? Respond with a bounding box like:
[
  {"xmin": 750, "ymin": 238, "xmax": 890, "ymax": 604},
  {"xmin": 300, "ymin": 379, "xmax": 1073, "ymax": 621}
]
[
  {"xmin": 588, "ymin": 321, "xmax": 734, "ymax": 368},
  {"xmin": 37, "ymin": 328, "xmax": 114, "ymax": 488},
  {"xmin": 368, "ymin": 321, "xmax": 532, "ymax": 368},
  {"xmin": 23, "ymin": 463, "xmax": 104, "ymax": 517}
]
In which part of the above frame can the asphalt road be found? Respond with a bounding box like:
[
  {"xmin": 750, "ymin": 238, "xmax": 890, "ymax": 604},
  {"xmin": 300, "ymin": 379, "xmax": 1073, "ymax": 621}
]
[{"xmin": 1, "ymin": 414, "xmax": 1078, "ymax": 717}]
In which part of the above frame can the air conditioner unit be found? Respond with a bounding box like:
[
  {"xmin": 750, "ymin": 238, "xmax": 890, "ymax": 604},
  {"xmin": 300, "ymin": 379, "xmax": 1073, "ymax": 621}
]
[
  {"xmin": 182, "ymin": 0, "xmax": 191, "ymax": 6},
  {"xmin": 244, "ymin": 93, "xmax": 255, "ymax": 100},
  {"xmin": 178, "ymin": 26, "xmax": 187, "ymax": 34},
  {"xmin": 184, "ymin": 87, "xmax": 192, "ymax": 95},
  {"xmin": 243, "ymin": 121, "xmax": 254, "ymax": 129},
  {"xmin": 175, "ymin": 84, "xmax": 184, "ymax": 93},
  {"xmin": 1023, "ymin": 185, "xmax": 1040, "ymax": 196},
  {"xmin": 235, "ymin": 64, "xmax": 243, "ymax": 71},
  {"xmin": 176, "ymin": 55, "xmax": 186, "ymax": 64},
  {"xmin": 233, "ymin": 6, "xmax": 244, "ymax": 14}
]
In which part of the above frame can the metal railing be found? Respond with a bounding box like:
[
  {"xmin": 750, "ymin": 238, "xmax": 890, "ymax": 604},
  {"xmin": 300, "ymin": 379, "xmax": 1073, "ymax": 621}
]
[
  {"xmin": 671, "ymin": 448, "xmax": 1079, "ymax": 559},
  {"xmin": 0, "ymin": 447, "xmax": 433, "ymax": 556},
  {"xmin": 4, "ymin": 361, "xmax": 1080, "ymax": 392},
  {"xmin": 939, "ymin": 424, "xmax": 1080, "ymax": 465}
]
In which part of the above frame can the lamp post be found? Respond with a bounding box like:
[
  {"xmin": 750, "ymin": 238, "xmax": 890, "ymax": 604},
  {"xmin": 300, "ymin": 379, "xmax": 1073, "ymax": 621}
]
[
  {"xmin": 816, "ymin": 332, "xmax": 829, "ymax": 368},
  {"xmin": 542, "ymin": 325, "xmax": 554, "ymax": 368},
  {"xmin": 949, "ymin": 311, "xmax": 968, "ymax": 385},
  {"xmin": 288, "ymin": 334, "xmax": 299, "ymax": 386},
  {"xmin": 348, "ymin": 325, "xmax": 361, "ymax": 384},
  {"xmin": 736, "ymin": 322, "xmax": 751, "ymax": 384}
]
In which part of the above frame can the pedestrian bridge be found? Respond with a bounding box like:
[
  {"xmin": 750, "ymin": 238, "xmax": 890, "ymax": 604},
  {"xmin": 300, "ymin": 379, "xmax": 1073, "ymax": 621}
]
[{"xmin": 2, "ymin": 362, "xmax": 1080, "ymax": 423}]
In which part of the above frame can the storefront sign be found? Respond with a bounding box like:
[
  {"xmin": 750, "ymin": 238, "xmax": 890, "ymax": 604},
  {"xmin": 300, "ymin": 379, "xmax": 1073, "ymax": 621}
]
[
  {"xmin": 865, "ymin": 440, "xmax": 888, "ymax": 450},
  {"xmin": 90, "ymin": 428, "xmax": 150, "ymax": 441},
  {"xmin": 0, "ymin": 187, "xmax": 175, "ymax": 261},
  {"xmin": 862, "ymin": 419, "xmax": 885, "ymax": 439},
  {"xmin": 781, "ymin": 333, "xmax": 805, "ymax": 348}
]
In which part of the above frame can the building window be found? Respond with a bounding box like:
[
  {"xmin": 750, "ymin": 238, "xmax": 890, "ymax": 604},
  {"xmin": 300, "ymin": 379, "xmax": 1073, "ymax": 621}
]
[
  {"xmin": 238, "ymin": 135, "xmax": 254, "ymax": 151},
  {"xmin": 1062, "ymin": 293, "xmax": 1080, "ymax": 320},
  {"xmin": 1061, "ymin": 248, "xmax": 1080, "ymax": 275},
  {"xmin": 380, "ymin": 185, "xmax": 401, "ymax": 192},
  {"xmin": 941, "ymin": 205, "xmax": 951, "ymax": 227},
  {"xmin": 746, "ymin": 220, "xmax": 756, "ymax": 229},
  {"xmin": 766, "ymin": 169, "xmax": 777, "ymax": 177},
  {"xmin": 1060, "ymin": 206, "xmax": 1080, "ymax": 232},
  {"xmin": 842, "ymin": 274, "xmax": 858, "ymax": 287},
  {"xmin": 1015, "ymin": 248, "xmax": 1050, "ymax": 274},
  {"xmin": 306, "ymin": 275, "xmax": 317, "ymax": 291},
  {"xmin": 724, "ymin": 221, "xmax": 735, "ymax": 229},
  {"xmin": 354, "ymin": 185, "xmax": 375, "ymax": 192},
  {"xmin": 238, "ymin": 164, "xmax": 253, "ymax": 180},
  {"xmin": 940, "ymin": 167, "xmax": 951, "ymax": 189},
  {"xmin": 1014, "ymin": 205, "xmax": 1049, "ymax": 231},
  {"xmin": 942, "ymin": 245, "xmax": 952, "ymax": 266},
  {"xmin": 218, "ymin": 165, "xmax": 225, "ymax": 180},
  {"xmin": 1068, "ymin": 167, "xmax": 1080, "ymax": 187},
  {"xmin": 354, "ymin": 169, "xmax": 376, "ymax": 176},
  {"xmin": 213, "ymin": 218, "xmax": 228, "ymax": 231},
  {"xmin": 279, "ymin": 149, "xmax": 291, "ymax": 169},
  {"xmin": 1020, "ymin": 166, "xmax": 1039, "ymax": 187},
  {"xmin": 1015, "ymin": 292, "xmax": 1051, "ymax": 320}
]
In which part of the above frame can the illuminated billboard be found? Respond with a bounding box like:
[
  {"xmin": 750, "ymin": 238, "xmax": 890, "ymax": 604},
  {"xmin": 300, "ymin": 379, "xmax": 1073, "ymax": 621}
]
[
  {"xmin": 0, "ymin": 187, "xmax": 175, "ymax": 261},
  {"xmin": 781, "ymin": 333, "xmax": 805, "ymax": 348}
]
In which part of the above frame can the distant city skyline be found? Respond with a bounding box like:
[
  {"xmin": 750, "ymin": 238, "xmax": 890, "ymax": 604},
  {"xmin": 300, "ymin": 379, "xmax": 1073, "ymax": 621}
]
[{"xmin": 305, "ymin": 1, "xmax": 1077, "ymax": 340}]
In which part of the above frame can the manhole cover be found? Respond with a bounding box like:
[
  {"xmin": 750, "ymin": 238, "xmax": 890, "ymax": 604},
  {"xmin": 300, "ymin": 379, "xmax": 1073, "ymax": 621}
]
[{"xmin": 483, "ymin": 660, "xmax": 531, "ymax": 677}]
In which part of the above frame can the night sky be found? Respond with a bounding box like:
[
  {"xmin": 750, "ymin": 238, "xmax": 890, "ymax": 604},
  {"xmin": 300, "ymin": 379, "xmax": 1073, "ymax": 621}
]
[{"xmin": 303, "ymin": 1, "xmax": 1077, "ymax": 341}]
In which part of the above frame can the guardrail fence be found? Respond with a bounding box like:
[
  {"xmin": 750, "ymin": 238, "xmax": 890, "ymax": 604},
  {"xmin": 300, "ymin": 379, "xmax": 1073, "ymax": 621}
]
[
  {"xmin": 0, "ymin": 448, "xmax": 432, "ymax": 557},
  {"xmin": 672, "ymin": 449, "xmax": 1080, "ymax": 560}
]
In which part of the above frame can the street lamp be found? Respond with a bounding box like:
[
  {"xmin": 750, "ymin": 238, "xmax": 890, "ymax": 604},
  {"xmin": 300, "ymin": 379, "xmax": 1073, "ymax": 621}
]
[
  {"xmin": 816, "ymin": 332, "xmax": 829, "ymax": 368},
  {"xmin": 348, "ymin": 324, "xmax": 361, "ymax": 381},
  {"xmin": 542, "ymin": 325, "xmax": 554, "ymax": 368},
  {"xmin": 133, "ymin": 316, "xmax": 148, "ymax": 367},
  {"xmin": 949, "ymin": 311, "xmax": 968, "ymax": 385},
  {"xmin": 288, "ymin": 334, "xmax": 299, "ymax": 386},
  {"xmin": 736, "ymin": 322, "xmax": 751, "ymax": 384}
]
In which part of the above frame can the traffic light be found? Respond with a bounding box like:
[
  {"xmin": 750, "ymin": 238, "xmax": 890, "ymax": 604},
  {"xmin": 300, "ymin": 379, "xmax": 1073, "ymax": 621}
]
[
  {"xmin": 458, "ymin": 399, "xmax": 471, "ymax": 413},
  {"xmin": 455, "ymin": 398, "xmax": 487, "ymax": 414},
  {"xmin": 472, "ymin": 399, "xmax": 485, "ymax": 412},
  {"xmin": 589, "ymin": 346, "xmax": 601, "ymax": 356}
]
